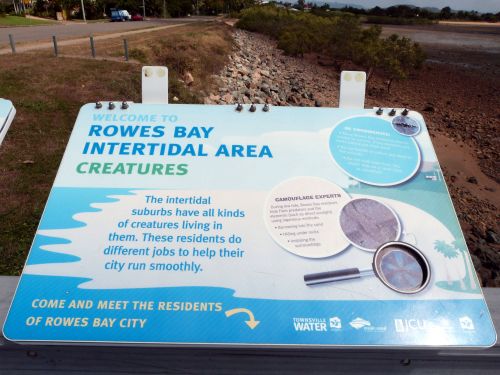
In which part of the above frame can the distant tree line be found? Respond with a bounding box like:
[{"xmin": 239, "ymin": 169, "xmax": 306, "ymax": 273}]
[
  {"xmin": 345, "ymin": 5, "xmax": 499, "ymax": 22},
  {"xmin": 3, "ymin": 0, "xmax": 256, "ymax": 19},
  {"xmin": 237, "ymin": 5, "xmax": 426, "ymax": 91},
  {"xmin": 274, "ymin": 2, "xmax": 500, "ymax": 23}
]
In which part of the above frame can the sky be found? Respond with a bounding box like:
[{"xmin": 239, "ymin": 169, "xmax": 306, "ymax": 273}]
[{"xmin": 333, "ymin": 1, "xmax": 500, "ymax": 13}]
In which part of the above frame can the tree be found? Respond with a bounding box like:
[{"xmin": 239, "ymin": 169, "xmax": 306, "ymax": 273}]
[
  {"xmin": 378, "ymin": 34, "xmax": 425, "ymax": 92},
  {"xmin": 440, "ymin": 6, "xmax": 452, "ymax": 19},
  {"xmin": 296, "ymin": 0, "xmax": 304, "ymax": 11},
  {"xmin": 353, "ymin": 25, "xmax": 382, "ymax": 80}
]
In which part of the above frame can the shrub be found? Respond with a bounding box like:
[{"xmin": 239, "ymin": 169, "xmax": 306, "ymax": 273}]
[
  {"xmin": 379, "ymin": 34, "xmax": 426, "ymax": 91},
  {"xmin": 237, "ymin": 5, "xmax": 426, "ymax": 89}
]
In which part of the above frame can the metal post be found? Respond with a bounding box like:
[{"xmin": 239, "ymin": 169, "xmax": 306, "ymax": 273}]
[
  {"xmin": 52, "ymin": 36, "xmax": 58, "ymax": 57},
  {"xmin": 80, "ymin": 0, "xmax": 87, "ymax": 22},
  {"xmin": 142, "ymin": 0, "xmax": 146, "ymax": 18},
  {"xmin": 123, "ymin": 39, "xmax": 129, "ymax": 61},
  {"xmin": 8, "ymin": 34, "xmax": 15, "ymax": 54},
  {"xmin": 89, "ymin": 36, "xmax": 95, "ymax": 58}
]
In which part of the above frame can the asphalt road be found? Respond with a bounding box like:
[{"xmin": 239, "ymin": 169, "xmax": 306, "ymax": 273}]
[{"xmin": 0, "ymin": 17, "xmax": 213, "ymax": 46}]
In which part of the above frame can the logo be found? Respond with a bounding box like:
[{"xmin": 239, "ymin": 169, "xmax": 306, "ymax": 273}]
[
  {"xmin": 329, "ymin": 317, "xmax": 342, "ymax": 329},
  {"xmin": 394, "ymin": 319, "xmax": 431, "ymax": 333},
  {"xmin": 349, "ymin": 317, "xmax": 371, "ymax": 330},
  {"xmin": 293, "ymin": 318, "xmax": 327, "ymax": 332},
  {"xmin": 459, "ymin": 316, "xmax": 475, "ymax": 331}
]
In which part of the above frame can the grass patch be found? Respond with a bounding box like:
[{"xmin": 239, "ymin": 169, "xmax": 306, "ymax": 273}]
[
  {"xmin": 0, "ymin": 15, "xmax": 55, "ymax": 27},
  {"xmin": 0, "ymin": 22, "xmax": 233, "ymax": 275},
  {"xmin": 61, "ymin": 22, "xmax": 233, "ymax": 101}
]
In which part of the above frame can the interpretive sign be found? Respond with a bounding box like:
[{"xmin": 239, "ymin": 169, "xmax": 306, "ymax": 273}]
[
  {"xmin": 3, "ymin": 104, "xmax": 496, "ymax": 347},
  {"xmin": 0, "ymin": 99, "xmax": 16, "ymax": 146}
]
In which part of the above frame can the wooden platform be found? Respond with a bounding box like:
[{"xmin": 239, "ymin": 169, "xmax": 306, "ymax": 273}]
[{"xmin": 1, "ymin": 276, "xmax": 498, "ymax": 374}]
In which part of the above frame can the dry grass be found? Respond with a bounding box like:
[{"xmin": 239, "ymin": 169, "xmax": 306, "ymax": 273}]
[
  {"xmin": 0, "ymin": 21, "xmax": 233, "ymax": 275},
  {"xmin": 60, "ymin": 23, "xmax": 233, "ymax": 97}
]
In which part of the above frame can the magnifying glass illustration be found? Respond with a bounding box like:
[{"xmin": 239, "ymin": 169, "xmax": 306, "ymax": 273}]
[{"xmin": 304, "ymin": 241, "xmax": 431, "ymax": 294}]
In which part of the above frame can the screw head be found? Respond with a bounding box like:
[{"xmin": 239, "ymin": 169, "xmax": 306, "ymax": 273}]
[
  {"xmin": 402, "ymin": 108, "xmax": 409, "ymax": 116},
  {"xmin": 236, "ymin": 103, "xmax": 243, "ymax": 112},
  {"xmin": 263, "ymin": 104, "xmax": 269, "ymax": 112},
  {"xmin": 95, "ymin": 102, "xmax": 102, "ymax": 109},
  {"xmin": 108, "ymin": 102, "xmax": 115, "ymax": 110},
  {"xmin": 389, "ymin": 108, "xmax": 396, "ymax": 116},
  {"xmin": 249, "ymin": 104, "xmax": 256, "ymax": 112},
  {"xmin": 376, "ymin": 107, "xmax": 383, "ymax": 115},
  {"xmin": 121, "ymin": 101, "xmax": 129, "ymax": 110}
]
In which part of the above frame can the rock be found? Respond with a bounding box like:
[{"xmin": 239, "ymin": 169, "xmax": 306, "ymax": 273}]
[
  {"xmin": 314, "ymin": 100, "xmax": 322, "ymax": 107},
  {"xmin": 423, "ymin": 105, "xmax": 435, "ymax": 112},
  {"xmin": 251, "ymin": 71, "xmax": 261, "ymax": 82},
  {"xmin": 238, "ymin": 66, "xmax": 249, "ymax": 75},
  {"xmin": 172, "ymin": 96, "xmax": 179, "ymax": 102},
  {"xmin": 485, "ymin": 230, "xmax": 499, "ymax": 244},
  {"xmin": 222, "ymin": 93, "xmax": 233, "ymax": 103},
  {"xmin": 260, "ymin": 83, "xmax": 271, "ymax": 95},
  {"xmin": 467, "ymin": 176, "xmax": 478, "ymax": 184},
  {"xmin": 184, "ymin": 72, "xmax": 194, "ymax": 86}
]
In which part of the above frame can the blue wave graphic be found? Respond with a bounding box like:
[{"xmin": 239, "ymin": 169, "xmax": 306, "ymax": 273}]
[
  {"xmin": 40, "ymin": 188, "xmax": 135, "ymax": 230},
  {"xmin": 27, "ymin": 235, "xmax": 79, "ymax": 265},
  {"xmin": 27, "ymin": 188, "xmax": 135, "ymax": 265},
  {"xmin": 3, "ymin": 274, "xmax": 496, "ymax": 347}
]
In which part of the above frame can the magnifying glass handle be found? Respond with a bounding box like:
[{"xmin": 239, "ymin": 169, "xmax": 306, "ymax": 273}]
[{"xmin": 304, "ymin": 268, "xmax": 362, "ymax": 286}]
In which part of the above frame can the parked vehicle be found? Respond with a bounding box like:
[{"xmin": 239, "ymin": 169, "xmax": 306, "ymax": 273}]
[
  {"xmin": 110, "ymin": 9, "xmax": 131, "ymax": 21},
  {"xmin": 131, "ymin": 14, "xmax": 144, "ymax": 21}
]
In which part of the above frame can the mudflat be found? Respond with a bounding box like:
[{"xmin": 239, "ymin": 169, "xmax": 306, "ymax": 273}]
[{"xmin": 375, "ymin": 22, "xmax": 499, "ymax": 285}]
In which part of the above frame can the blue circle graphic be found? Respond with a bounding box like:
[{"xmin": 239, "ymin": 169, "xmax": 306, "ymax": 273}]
[{"xmin": 329, "ymin": 116, "xmax": 420, "ymax": 186}]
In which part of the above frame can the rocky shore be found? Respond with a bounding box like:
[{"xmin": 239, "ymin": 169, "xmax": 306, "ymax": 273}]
[
  {"xmin": 205, "ymin": 28, "xmax": 500, "ymax": 286},
  {"xmin": 204, "ymin": 30, "xmax": 339, "ymax": 107}
]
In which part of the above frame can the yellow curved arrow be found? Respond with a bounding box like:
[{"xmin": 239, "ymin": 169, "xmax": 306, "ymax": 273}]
[{"xmin": 225, "ymin": 308, "xmax": 260, "ymax": 329}]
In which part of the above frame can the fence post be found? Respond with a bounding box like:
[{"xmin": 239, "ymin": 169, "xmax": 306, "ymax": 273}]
[
  {"xmin": 8, "ymin": 34, "xmax": 16, "ymax": 54},
  {"xmin": 89, "ymin": 36, "xmax": 96, "ymax": 58},
  {"xmin": 52, "ymin": 36, "xmax": 58, "ymax": 57},
  {"xmin": 123, "ymin": 39, "xmax": 129, "ymax": 61}
]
